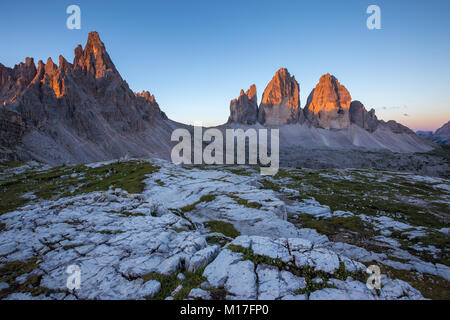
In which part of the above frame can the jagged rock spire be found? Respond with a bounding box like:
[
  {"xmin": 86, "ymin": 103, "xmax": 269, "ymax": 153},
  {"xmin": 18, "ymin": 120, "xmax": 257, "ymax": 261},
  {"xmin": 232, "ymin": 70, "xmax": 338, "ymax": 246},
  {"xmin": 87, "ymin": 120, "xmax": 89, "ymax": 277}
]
[
  {"xmin": 73, "ymin": 31, "xmax": 118, "ymax": 78},
  {"xmin": 258, "ymin": 68, "xmax": 303, "ymax": 125},
  {"xmin": 228, "ymin": 84, "xmax": 258, "ymax": 125}
]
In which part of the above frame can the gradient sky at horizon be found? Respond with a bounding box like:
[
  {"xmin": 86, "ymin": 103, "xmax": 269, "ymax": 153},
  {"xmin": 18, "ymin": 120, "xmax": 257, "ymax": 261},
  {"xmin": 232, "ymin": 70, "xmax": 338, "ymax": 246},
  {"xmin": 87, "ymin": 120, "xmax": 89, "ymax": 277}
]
[{"xmin": 1, "ymin": 0, "xmax": 449, "ymax": 131}]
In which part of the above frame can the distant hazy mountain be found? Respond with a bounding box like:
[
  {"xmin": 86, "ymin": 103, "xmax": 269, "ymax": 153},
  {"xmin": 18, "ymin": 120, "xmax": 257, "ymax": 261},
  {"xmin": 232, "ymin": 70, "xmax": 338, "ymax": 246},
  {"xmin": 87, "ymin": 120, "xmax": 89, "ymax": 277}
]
[{"xmin": 417, "ymin": 121, "xmax": 450, "ymax": 145}]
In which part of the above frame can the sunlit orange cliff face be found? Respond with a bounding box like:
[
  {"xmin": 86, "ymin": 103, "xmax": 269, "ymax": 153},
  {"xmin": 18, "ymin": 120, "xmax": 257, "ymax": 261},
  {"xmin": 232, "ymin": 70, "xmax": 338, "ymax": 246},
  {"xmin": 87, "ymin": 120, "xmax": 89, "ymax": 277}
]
[{"xmin": 304, "ymin": 73, "xmax": 352, "ymax": 130}]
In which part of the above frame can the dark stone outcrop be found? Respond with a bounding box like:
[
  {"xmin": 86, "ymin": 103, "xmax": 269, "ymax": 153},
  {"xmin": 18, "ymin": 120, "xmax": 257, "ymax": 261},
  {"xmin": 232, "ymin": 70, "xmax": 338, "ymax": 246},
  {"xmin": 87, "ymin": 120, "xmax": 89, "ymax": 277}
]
[
  {"xmin": 349, "ymin": 100, "xmax": 379, "ymax": 132},
  {"xmin": 228, "ymin": 84, "xmax": 258, "ymax": 125}
]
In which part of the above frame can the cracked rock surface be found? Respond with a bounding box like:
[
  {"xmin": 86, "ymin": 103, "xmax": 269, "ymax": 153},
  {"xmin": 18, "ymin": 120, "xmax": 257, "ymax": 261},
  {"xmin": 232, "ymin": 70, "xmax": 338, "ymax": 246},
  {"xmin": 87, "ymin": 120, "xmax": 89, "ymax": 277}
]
[{"xmin": 0, "ymin": 159, "xmax": 448, "ymax": 299}]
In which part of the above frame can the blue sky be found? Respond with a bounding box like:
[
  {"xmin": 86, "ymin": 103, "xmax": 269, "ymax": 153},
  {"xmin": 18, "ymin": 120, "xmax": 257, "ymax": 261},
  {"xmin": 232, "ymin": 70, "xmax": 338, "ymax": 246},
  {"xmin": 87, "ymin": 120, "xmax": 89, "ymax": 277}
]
[{"xmin": 1, "ymin": 0, "xmax": 449, "ymax": 130}]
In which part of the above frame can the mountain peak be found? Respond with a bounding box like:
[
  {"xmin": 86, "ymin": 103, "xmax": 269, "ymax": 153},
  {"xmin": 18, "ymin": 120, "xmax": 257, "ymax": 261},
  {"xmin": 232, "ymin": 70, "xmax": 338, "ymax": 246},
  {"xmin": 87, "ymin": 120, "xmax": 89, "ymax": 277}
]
[
  {"xmin": 258, "ymin": 68, "xmax": 302, "ymax": 125},
  {"xmin": 86, "ymin": 31, "xmax": 102, "ymax": 46},
  {"xmin": 246, "ymin": 84, "xmax": 257, "ymax": 102},
  {"xmin": 73, "ymin": 31, "xmax": 118, "ymax": 78},
  {"xmin": 304, "ymin": 73, "xmax": 352, "ymax": 129},
  {"xmin": 84, "ymin": 31, "xmax": 107, "ymax": 56}
]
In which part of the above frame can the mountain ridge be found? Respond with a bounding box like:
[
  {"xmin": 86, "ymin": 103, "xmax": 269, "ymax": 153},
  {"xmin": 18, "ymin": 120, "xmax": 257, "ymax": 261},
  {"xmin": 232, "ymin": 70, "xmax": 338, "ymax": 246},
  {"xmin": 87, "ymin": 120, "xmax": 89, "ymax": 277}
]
[{"xmin": 0, "ymin": 31, "xmax": 177, "ymax": 165}]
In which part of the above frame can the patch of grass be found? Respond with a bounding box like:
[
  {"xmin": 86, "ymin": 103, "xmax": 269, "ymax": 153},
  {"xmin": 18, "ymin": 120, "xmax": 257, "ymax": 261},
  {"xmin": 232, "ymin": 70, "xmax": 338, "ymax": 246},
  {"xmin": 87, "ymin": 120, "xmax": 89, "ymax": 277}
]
[
  {"xmin": 0, "ymin": 160, "xmax": 159, "ymax": 215},
  {"xmin": 227, "ymin": 244, "xmax": 284, "ymax": 269},
  {"xmin": 364, "ymin": 261, "xmax": 450, "ymax": 300},
  {"xmin": 0, "ymin": 161, "xmax": 26, "ymax": 170},
  {"xmin": 273, "ymin": 168, "xmax": 448, "ymax": 230},
  {"xmin": 0, "ymin": 257, "xmax": 40, "ymax": 284},
  {"xmin": 293, "ymin": 214, "xmax": 378, "ymax": 238},
  {"xmin": 386, "ymin": 255, "xmax": 411, "ymax": 264},
  {"xmin": 180, "ymin": 194, "xmax": 216, "ymax": 212},
  {"xmin": 204, "ymin": 220, "xmax": 240, "ymax": 238},
  {"xmin": 227, "ymin": 194, "xmax": 262, "ymax": 209},
  {"xmin": 120, "ymin": 211, "xmax": 145, "ymax": 217},
  {"xmin": 172, "ymin": 227, "xmax": 187, "ymax": 233},
  {"xmin": 155, "ymin": 179, "xmax": 165, "ymax": 186},
  {"xmin": 227, "ymin": 167, "xmax": 255, "ymax": 176},
  {"xmin": 142, "ymin": 268, "xmax": 206, "ymax": 300},
  {"xmin": 200, "ymin": 194, "xmax": 216, "ymax": 202},
  {"xmin": 259, "ymin": 178, "xmax": 280, "ymax": 192},
  {"xmin": 142, "ymin": 272, "xmax": 178, "ymax": 300},
  {"xmin": 0, "ymin": 179, "xmax": 32, "ymax": 215},
  {"xmin": 0, "ymin": 257, "xmax": 63, "ymax": 299},
  {"xmin": 180, "ymin": 203, "xmax": 197, "ymax": 213},
  {"xmin": 295, "ymin": 278, "xmax": 336, "ymax": 295},
  {"xmin": 0, "ymin": 222, "xmax": 5, "ymax": 231},
  {"xmin": 390, "ymin": 230, "xmax": 449, "ymax": 267},
  {"xmin": 71, "ymin": 161, "xmax": 160, "ymax": 195},
  {"xmin": 173, "ymin": 268, "xmax": 207, "ymax": 300},
  {"xmin": 293, "ymin": 262, "xmax": 367, "ymax": 295},
  {"xmin": 98, "ymin": 230, "xmax": 123, "ymax": 235},
  {"xmin": 62, "ymin": 244, "xmax": 84, "ymax": 251},
  {"xmin": 206, "ymin": 235, "xmax": 230, "ymax": 247}
]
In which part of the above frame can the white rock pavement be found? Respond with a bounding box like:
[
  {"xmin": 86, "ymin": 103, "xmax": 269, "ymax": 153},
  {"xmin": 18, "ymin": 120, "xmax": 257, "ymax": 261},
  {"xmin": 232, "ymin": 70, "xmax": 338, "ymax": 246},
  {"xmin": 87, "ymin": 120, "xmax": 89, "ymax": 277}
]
[{"xmin": 0, "ymin": 159, "xmax": 448, "ymax": 300}]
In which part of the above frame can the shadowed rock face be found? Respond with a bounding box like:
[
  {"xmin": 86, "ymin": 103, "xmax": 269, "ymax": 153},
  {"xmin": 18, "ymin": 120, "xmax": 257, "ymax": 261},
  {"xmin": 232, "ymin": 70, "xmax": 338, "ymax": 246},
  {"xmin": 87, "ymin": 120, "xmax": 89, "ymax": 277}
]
[
  {"xmin": 134, "ymin": 91, "xmax": 168, "ymax": 121},
  {"xmin": 0, "ymin": 31, "xmax": 172, "ymax": 164},
  {"xmin": 228, "ymin": 85, "xmax": 258, "ymax": 125},
  {"xmin": 349, "ymin": 100, "xmax": 379, "ymax": 132},
  {"xmin": 258, "ymin": 68, "xmax": 304, "ymax": 125},
  {"xmin": 0, "ymin": 109, "xmax": 24, "ymax": 148},
  {"xmin": 0, "ymin": 57, "xmax": 37, "ymax": 106},
  {"xmin": 304, "ymin": 73, "xmax": 351, "ymax": 129}
]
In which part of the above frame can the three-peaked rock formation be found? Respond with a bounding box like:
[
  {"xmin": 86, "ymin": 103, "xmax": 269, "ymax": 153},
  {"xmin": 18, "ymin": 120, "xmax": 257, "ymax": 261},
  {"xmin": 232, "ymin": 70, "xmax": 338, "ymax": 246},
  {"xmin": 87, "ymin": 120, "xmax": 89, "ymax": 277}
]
[
  {"xmin": 223, "ymin": 68, "xmax": 434, "ymax": 153},
  {"xmin": 258, "ymin": 68, "xmax": 304, "ymax": 125},
  {"xmin": 304, "ymin": 73, "xmax": 352, "ymax": 130},
  {"xmin": 0, "ymin": 32, "xmax": 176, "ymax": 164},
  {"xmin": 228, "ymin": 85, "xmax": 258, "ymax": 125}
]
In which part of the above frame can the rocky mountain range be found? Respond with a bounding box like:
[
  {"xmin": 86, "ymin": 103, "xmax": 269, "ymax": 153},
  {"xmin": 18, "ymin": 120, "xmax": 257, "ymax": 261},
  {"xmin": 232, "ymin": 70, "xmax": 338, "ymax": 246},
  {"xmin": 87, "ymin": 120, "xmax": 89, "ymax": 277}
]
[
  {"xmin": 0, "ymin": 31, "xmax": 440, "ymax": 166},
  {"xmin": 224, "ymin": 68, "xmax": 436, "ymax": 157},
  {"xmin": 417, "ymin": 121, "xmax": 450, "ymax": 145},
  {"xmin": 227, "ymin": 68, "xmax": 415, "ymax": 135},
  {"xmin": 0, "ymin": 32, "xmax": 179, "ymax": 165}
]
